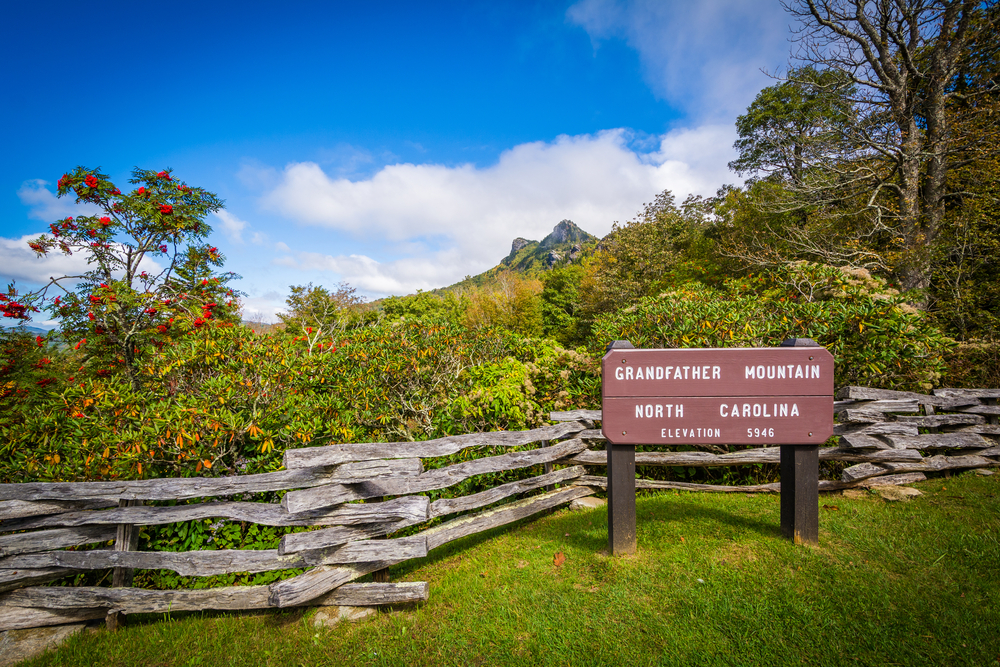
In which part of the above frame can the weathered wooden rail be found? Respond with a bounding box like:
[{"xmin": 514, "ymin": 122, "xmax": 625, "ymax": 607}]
[{"xmin": 0, "ymin": 386, "xmax": 996, "ymax": 633}]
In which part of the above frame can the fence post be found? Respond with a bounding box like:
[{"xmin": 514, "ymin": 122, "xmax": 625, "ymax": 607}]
[
  {"xmin": 106, "ymin": 498, "xmax": 142, "ymax": 631},
  {"xmin": 779, "ymin": 445, "xmax": 819, "ymax": 545},
  {"xmin": 777, "ymin": 337, "xmax": 821, "ymax": 546},
  {"xmin": 542, "ymin": 441, "xmax": 555, "ymax": 491},
  {"xmin": 372, "ymin": 497, "xmax": 391, "ymax": 587},
  {"xmin": 605, "ymin": 340, "xmax": 636, "ymax": 556}
]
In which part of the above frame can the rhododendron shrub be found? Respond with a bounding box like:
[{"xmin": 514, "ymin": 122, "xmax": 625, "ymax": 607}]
[
  {"xmin": 17, "ymin": 166, "xmax": 241, "ymax": 389},
  {"xmin": 0, "ymin": 320, "xmax": 600, "ymax": 484}
]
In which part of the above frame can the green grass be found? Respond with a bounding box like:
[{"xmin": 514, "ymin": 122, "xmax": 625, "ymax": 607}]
[{"xmin": 25, "ymin": 473, "xmax": 1000, "ymax": 666}]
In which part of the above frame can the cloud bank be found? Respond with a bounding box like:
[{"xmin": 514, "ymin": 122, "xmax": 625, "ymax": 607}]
[
  {"xmin": 567, "ymin": 0, "xmax": 791, "ymax": 120},
  {"xmin": 263, "ymin": 126, "xmax": 737, "ymax": 297}
]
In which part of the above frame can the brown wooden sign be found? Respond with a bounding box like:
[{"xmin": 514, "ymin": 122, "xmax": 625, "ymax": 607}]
[{"xmin": 602, "ymin": 346, "xmax": 834, "ymax": 445}]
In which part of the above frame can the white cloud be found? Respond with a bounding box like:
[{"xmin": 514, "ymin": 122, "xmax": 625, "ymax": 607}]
[
  {"xmin": 214, "ymin": 210, "xmax": 248, "ymax": 244},
  {"xmin": 240, "ymin": 291, "xmax": 285, "ymax": 323},
  {"xmin": 261, "ymin": 126, "xmax": 738, "ymax": 297},
  {"xmin": 274, "ymin": 248, "xmax": 469, "ymax": 297},
  {"xmin": 0, "ymin": 234, "xmax": 98, "ymax": 286},
  {"xmin": 17, "ymin": 180, "xmax": 102, "ymax": 222},
  {"xmin": 566, "ymin": 0, "xmax": 791, "ymax": 120},
  {"xmin": 0, "ymin": 234, "xmax": 162, "ymax": 289},
  {"xmin": 250, "ymin": 231, "xmax": 269, "ymax": 246}
]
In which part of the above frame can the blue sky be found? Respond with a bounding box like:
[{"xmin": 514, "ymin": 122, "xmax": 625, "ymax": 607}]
[{"xmin": 1, "ymin": 0, "xmax": 792, "ymax": 323}]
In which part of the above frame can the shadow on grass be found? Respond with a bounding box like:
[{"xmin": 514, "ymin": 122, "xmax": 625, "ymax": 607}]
[
  {"xmin": 392, "ymin": 491, "xmax": 784, "ymax": 580},
  {"xmin": 639, "ymin": 494, "xmax": 784, "ymax": 540}
]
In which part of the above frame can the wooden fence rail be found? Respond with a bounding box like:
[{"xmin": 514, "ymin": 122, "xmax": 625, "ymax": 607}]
[{"xmin": 0, "ymin": 387, "xmax": 996, "ymax": 633}]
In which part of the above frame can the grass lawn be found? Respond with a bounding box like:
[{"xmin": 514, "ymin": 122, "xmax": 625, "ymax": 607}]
[{"xmin": 23, "ymin": 472, "xmax": 999, "ymax": 666}]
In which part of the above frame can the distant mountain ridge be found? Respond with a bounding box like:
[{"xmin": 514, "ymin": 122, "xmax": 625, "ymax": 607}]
[
  {"xmin": 442, "ymin": 220, "xmax": 597, "ymax": 292},
  {"xmin": 501, "ymin": 219, "xmax": 596, "ymax": 273}
]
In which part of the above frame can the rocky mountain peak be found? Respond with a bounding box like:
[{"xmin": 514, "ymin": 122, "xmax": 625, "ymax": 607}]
[
  {"xmin": 510, "ymin": 237, "xmax": 533, "ymax": 255},
  {"xmin": 539, "ymin": 220, "xmax": 595, "ymax": 249}
]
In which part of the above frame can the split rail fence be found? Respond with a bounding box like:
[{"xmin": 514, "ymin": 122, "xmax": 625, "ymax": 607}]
[{"xmin": 0, "ymin": 385, "xmax": 997, "ymax": 632}]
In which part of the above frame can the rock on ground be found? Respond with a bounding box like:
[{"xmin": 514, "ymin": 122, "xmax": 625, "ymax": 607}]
[
  {"xmin": 0, "ymin": 623, "xmax": 86, "ymax": 666},
  {"xmin": 569, "ymin": 497, "xmax": 606, "ymax": 512},
  {"xmin": 974, "ymin": 468, "xmax": 995, "ymax": 476},
  {"xmin": 311, "ymin": 605, "xmax": 377, "ymax": 628},
  {"xmin": 874, "ymin": 486, "xmax": 923, "ymax": 502}
]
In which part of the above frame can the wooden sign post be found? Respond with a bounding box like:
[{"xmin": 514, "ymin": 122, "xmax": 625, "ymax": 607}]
[{"xmin": 601, "ymin": 339, "xmax": 834, "ymax": 554}]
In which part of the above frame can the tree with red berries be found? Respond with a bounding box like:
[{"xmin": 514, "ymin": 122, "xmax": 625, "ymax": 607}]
[{"xmin": 12, "ymin": 166, "xmax": 241, "ymax": 389}]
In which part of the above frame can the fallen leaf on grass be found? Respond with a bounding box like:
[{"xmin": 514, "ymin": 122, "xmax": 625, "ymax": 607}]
[
  {"xmin": 516, "ymin": 560, "xmax": 528, "ymax": 569},
  {"xmin": 822, "ymin": 505, "xmax": 839, "ymax": 511},
  {"xmin": 553, "ymin": 552, "xmax": 566, "ymax": 567},
  {"xmin": 680, "ymin": 536, "xmax": 685, "ymax": 543}
]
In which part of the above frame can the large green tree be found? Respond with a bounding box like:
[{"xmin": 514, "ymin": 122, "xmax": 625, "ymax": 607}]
[
  {"xmin": 730, "ymin": 66, "xmax": 855, "ymax": 186},
  {"xmin": 759, "ymin": 0, "xmax": 996, "ymax": 292}
]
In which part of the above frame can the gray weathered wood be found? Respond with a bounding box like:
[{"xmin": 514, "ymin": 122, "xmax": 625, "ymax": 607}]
[
  {"xmin": 549, "ymin": 410, "xmax": 602, "ymax": 422},
  {"xmin": 579, "ymin": 475, "xmax": 782, "ymax": 493},
  {"xmin": 315, "ymin": 581, "xmax": 428, "ymax": 607},
  {"xmin": 329, "ymin": 458, "xmax": 424, "ymax": 481},
  {"xmin": 422, "ymin": 486, "xmax": 593, "ymax": 552},
  {"xmin": 111, "ymin": 499, "xmax": 142, "ymax": 593},
  {"xmin": 564, "ymin": 445, "xmax": 920, "ymax": 467},
  {"xmin": 0, "ymin": 580, "xmax": 426, "ymax": 627},
  {"xmin": 857, "ymin": 472, "xmax": 928, "ymax": 487},
  {"xmin": 837, "ymin": 386, "xmax": 980, "ymax": 407},
  {"xmin": 883, "ymin": 432, "xmax": 991, "ymax": 450},
  {"xmin": 896, "ymin": 414, "xmax": 985, "ymax": 427},
  {"xmin": 823, "ymin": 448, "xmax": 923, "ymax": 462},
  {"xmin": 267, "ymin": 561, "xmax": 390, "ymax": 608},
  {"xmin": 0, "ymin": 526, "xmax": 115, "ymax": 557},
  {"xmin": 957, "ymin": 424, "xmax": 1000, "ymax": 435},
  {"xmin": 305, "ymin": 535, "xmax": 427, "ymax": 566},
  {"xmin": 834, "ymin": 399, "xmax": 920, "ymax": 414},
  {"xmin": 837, "ymin": 433, "xmax": 892, "ymax": 450},
  {"xmin": 578, "ymin": 429, "xmax": 606, "ymax": 440},
  {"xmin": 842, "ymin": 454, "xmax": 995, "ymax": 482},
  {"xmin": 279, "ymin": 515, "xmax": 426, "ymax": 555},
  {"xmin": 1, "ymin": 495, "xmax": 431, "ymax": 533},
  {"xmin": 578, "ymin": 473, "xmax": 926, "ymax": 493},
  {"xmin": 0, "ymin": 464, "xmax": 398, "ymax": 503},
  {"xmin": 933, "ymin": 388, "xmax": 1000, "ymax": 398},
  {"xmin": 3, "ymin": 565, "xmax": 407, "ymax": 615},
  {"xmin": 836, "ymin": 409, "xmax": 886, "ymax": 424},
  {"xmin": 282, "ymin": 438, "xmax": 588, "ymax": 514},
  {"xmin": 0, "ymin": 499, "xmax": 117, "ymax": 522},
  {"xmin": 834, "ymin": 422, "xmax": 919, "ymax": 436},
  {"xmin": 107, "ymin": 502, "xmax": 142, "ymax": 629},
  {"xmin": 0, "ymin": 604, "xmax": 107, "ymax": 631},
  {"xmin": 0, "ymin": 567, "xmax": 78, "ymax": 594},
  {"xmin": 283, "ymin": 421, "xmax": 590, "ymax": 469},
  {"xmin": 428, "ymin": 466, "xmax": 586, "ymax": 518},
  {"xmin": 0, "ymin": 548, "xmax": 307, "ymax": 577},
  {"xmin": 840, "ymin": 463, "xmax": 888, "ymax": 483},
  {"xmin": 3, "ymin": 584, "xmax": 271, "ymax": 614},
  {"xmin": 957, "ymin": 405, "xmax": 1000, "ymax": 415}
]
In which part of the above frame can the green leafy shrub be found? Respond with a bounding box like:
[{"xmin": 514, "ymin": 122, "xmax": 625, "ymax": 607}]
[{"xmin": 591, "ymin": 268, "xmax": 954, "ymax": 392}]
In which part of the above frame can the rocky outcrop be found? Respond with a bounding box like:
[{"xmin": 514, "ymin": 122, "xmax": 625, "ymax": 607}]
[
  {"xmin": 510, "ymin": 237, "xmax": 533, "ymax": 255},
  {"xmin": 540, "ymin": 220, "xmax": 595, "ymax": 249}
]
